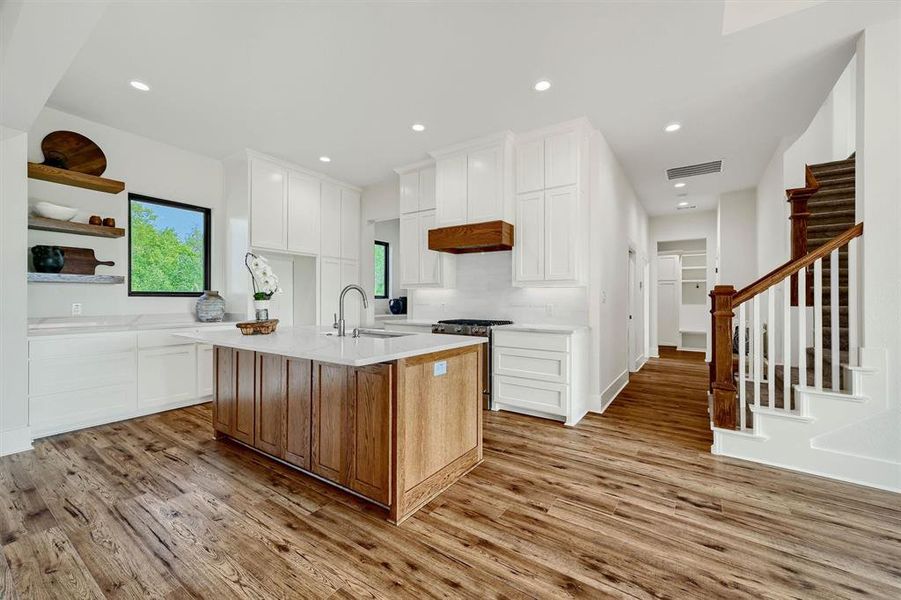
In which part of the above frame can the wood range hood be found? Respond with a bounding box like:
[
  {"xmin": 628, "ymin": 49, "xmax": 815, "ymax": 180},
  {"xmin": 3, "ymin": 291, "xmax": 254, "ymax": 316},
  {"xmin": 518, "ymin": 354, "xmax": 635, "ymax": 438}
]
[{"xmin": 427, "ymin": 220, "xmax": 514, "ymax": 254}]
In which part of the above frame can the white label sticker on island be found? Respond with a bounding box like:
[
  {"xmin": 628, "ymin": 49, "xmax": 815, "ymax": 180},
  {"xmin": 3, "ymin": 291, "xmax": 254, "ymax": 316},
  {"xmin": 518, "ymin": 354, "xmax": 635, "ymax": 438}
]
[{"xmin": 433, "ymin": 360, "xmax": 447, "ymax": 376}]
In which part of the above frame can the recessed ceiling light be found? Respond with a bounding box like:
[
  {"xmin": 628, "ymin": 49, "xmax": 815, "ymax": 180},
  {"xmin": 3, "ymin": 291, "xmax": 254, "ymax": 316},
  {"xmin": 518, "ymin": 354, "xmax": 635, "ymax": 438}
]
[
  {"xmin": 533, "ymin": 80, "xmax": 551, "ymax": 92},
  {"xmin": 129, "ymin": 80, "xmax": 150, "ymax": 92},
  {"xmin": 674, "ymin": 182, "xmax": 686, "ymax": 188},
  {"xmin": 664, "ymin": 122, "xmax": 681, "ymax": 133},
  {"xmin": 678, "ymin": 201, "xmax": 689, "ymax": 207},
  {"xmin": 411, "ymin": 123, "xmax": 426, "ymax": 132},
  {"xmin": 319, "ymin": 156, "xmax": 331, "ymax": 163}
]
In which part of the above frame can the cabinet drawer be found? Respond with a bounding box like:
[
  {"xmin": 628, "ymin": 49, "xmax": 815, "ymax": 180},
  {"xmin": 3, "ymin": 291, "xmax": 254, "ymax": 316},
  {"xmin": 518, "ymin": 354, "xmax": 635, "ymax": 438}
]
[
  {"xmin": 495, "ymin": 376, "xmax": 568, "ymax": 416},
  {"xmin": 494, "ymin": 347, "xmax": 568, "ymax": 384},
  {"xmin": 30, "ymin": 351, "xmax": 136, "ymax": 396},
  {"xmin": 29, "ymin": 333, "xmax": 135, "ymax": 359},
  {"xmin": 137, "ymin": 329, "xmax": 198, "ymax": 349},
  {"xmin": 30, "ymin": 383, "xmax": 137, "ymax": 439},
  {"xmin": 493, "ymin": 330, "xmax": 570, "ymax": 352}
]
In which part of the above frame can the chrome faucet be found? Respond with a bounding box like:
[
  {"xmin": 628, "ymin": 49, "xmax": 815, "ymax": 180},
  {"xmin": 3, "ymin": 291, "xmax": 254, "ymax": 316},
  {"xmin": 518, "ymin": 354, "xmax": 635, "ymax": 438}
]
[{"xmin": 335, "ymin": 284, "xmax": 369, "ymax": 337}]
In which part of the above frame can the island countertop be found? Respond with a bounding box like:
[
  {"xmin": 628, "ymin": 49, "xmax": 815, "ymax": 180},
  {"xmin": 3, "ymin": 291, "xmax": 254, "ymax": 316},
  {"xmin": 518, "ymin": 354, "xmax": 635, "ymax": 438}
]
[{"xmin": 177, "ymin": 325, "xmax": 485, "ymax": 366}]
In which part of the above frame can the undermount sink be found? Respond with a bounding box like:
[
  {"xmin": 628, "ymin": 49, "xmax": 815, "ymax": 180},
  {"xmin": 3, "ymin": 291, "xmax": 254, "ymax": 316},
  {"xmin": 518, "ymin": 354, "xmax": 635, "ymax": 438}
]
[{"xmin": 323, "ymin": 328, "xmax": 414, "ymax": 339}]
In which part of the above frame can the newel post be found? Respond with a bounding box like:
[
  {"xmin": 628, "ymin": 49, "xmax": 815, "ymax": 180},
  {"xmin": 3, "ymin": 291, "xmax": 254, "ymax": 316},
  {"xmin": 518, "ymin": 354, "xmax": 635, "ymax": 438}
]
[
  {"xmin": 787, "ymin": 189, "xmax": 814, "ymax": 306},
  {"xmin": 710, "ymin": 285, "xmax": 737, "ymax": 429}
]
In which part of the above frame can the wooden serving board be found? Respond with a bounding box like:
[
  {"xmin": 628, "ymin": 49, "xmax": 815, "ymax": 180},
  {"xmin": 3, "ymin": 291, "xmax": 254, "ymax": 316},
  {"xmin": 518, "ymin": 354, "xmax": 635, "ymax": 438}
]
[{"xmin": 59, "ymin": 247, "xmax": 115, "ymax": 275}]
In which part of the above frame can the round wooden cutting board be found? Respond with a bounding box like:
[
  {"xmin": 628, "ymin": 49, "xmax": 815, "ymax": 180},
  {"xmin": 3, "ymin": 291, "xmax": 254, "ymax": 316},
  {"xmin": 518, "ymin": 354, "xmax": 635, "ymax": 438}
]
[{"xmin": 40, "ymin": 131, "xmax": 107, "ymax": 176}]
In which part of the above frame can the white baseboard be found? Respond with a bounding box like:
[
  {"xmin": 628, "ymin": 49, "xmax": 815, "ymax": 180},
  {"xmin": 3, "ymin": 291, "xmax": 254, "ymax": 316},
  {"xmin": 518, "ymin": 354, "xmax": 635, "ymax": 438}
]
[
  {"xmin": 594, "ymin": 369, "xmax": 629, "ymax": 414},
  {"xmin": 0, "ymin": 426, "xmax": 33, "ymax": 456},
  {"xmin": 676, "ymin": 346, "xmax": 706, "ymax": 353},
  {"xmin": 650, "ymin": 346, "xmax": 660, "ymax": 358},
  {"xmin": 633, "ymin": 355, "xmax": 647, "ymax": 372}
]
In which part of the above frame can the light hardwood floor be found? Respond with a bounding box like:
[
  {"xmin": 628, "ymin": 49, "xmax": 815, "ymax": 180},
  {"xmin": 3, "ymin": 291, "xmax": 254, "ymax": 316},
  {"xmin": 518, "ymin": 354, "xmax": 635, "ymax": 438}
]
[{"xmin": 1, "ymin": 349, "xmax": 899, "ymax": 598}]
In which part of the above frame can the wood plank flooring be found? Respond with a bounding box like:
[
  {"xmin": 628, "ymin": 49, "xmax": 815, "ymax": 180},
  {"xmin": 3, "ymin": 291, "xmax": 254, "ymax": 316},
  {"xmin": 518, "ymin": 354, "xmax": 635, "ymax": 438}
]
[{"xmin": 2, "ymin": 349, "xmax": 899, "ymax": 598}]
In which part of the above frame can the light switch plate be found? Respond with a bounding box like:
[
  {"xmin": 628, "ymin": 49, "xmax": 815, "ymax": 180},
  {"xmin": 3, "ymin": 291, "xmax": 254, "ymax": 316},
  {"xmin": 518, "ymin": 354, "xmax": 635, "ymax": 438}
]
[
  {"xmin": 71, "ymin": 303, "xmax": 82, "ymax": 316},
  {"xmin": 433, "ymin": 360, "xmax": 447, "ymax": 376}
]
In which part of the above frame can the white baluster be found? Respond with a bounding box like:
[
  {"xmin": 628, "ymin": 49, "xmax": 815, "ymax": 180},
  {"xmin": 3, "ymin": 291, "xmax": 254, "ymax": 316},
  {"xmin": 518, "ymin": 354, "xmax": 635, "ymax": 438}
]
[
  {"xmin": 798, "ymin": 267, "xmax": 807, "ymax": 390},
  {"xmin": 753, "ymin": 295, "xmax": 762, "ymax": 407},
  {"xmin": 768, "ymin": 287, "xmax": 775, "ymax": 408},
  {"xmin": 814, "ymin": 258, "xmax": 823, "ymax": 390},
  {"xmin": 783, "ymin": 280, "xmax": 792, "ymax": 411},
  {"xmin": 739, "ymin": 303, "xmax": 746, "ymax": 429},
  {"xmin": 830, "ymin": 249, "xmax": 840, "ymax": 390},
  {"xmin": 848, "ymin": 237, "xmax": 859, "ymax": 367}
]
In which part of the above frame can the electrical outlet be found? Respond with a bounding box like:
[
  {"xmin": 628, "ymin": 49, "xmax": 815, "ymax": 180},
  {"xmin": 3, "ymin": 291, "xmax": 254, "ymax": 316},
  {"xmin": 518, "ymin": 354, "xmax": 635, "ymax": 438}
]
[
  {"xmin": 71, "ymin": 303, "xmax": 82, "ymax": 316},
  {"xmin": 545, "ymin": 304, "xmax": 554, "ymax": 316}
]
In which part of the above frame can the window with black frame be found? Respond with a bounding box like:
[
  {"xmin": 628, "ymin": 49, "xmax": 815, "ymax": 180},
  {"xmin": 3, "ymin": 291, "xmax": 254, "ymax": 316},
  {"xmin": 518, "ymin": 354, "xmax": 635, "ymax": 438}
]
[
  {"xmin": 374, "ymin": 240, "xmax": 389, "ymax": 299},
  {"xmin": 128, "ymin": 193, "xmax": 211, "ymax": 296}
]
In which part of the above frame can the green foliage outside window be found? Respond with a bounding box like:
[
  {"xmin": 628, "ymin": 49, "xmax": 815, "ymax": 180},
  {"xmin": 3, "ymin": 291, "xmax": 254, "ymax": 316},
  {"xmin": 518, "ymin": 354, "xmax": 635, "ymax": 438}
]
[
  {"xmin": 129, "ymin": 197, "xmax": 209, "ymax": 295},
  {"xmin": 374, "ymin": 241, "xmax": 388, "ymax": 299}
]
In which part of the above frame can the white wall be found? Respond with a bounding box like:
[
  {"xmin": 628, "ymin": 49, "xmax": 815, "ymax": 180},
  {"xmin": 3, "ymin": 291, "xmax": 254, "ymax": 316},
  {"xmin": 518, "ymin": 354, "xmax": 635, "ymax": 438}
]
[
  {"xmin": 360, "ymin": 177, "xmax": 400, "ymax": 323},
  {"xmin": 756, "ymin": 138, "xmax": 792, "ymax": 275},
  {"xmin": 589, "ymin": 130, "xmax": 649, "ymax": 410},
  {"xmin": 373, "ymin": 219, "xmax": 404, "ymax": 314},
  {"xmin": 0, "ymin": 129, "xmax": 30, "ymax": 455},
  {"xmin": 27, "ymin": 107, "xmax": 224, "ymax": 318},
  {"xmin": 717, "ymin": 188, "xmax": 758, "ymax": 289},
  {"xmin": 648, "ymin": 210, "xmax": 717, "ymax": 358},
  {"xmin": 857, "ymin": 19, "xmax": 901, "ymax": 412}
]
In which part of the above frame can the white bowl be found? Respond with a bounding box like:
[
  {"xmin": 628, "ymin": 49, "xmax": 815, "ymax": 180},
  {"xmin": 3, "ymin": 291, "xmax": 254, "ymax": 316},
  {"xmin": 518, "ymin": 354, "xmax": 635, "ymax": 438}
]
[{"xmin": 33, "ymin": 201, "xmax": 78, "ymax": 221}]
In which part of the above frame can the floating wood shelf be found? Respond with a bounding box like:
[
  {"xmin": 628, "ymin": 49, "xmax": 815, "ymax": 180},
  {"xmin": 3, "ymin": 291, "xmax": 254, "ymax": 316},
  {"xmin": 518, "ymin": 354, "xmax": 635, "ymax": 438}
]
[
  {"xmin": 28, "ymin": 273, "xmax": 124, "ymax": 284},
  {"xmin": 28, "ymin": 216, "xmax": 125, "ymax": 238},
  {"xmin": 27, "ymin": 162, "xmax": 125, "ymax": 194}
]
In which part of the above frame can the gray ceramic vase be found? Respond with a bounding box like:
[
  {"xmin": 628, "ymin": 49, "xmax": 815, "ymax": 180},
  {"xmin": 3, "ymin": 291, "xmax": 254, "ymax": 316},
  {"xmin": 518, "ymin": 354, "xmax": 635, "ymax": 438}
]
[{"xmin": 196, "ymin": 290, "xmax": 226, "ymax": 322}]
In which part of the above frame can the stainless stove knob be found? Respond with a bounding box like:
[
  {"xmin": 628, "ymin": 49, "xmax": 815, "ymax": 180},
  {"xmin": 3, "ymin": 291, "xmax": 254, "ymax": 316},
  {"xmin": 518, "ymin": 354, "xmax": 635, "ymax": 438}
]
[{"xmin": 454, "ymin": 326, "xmax": 463, "ymax": 333}]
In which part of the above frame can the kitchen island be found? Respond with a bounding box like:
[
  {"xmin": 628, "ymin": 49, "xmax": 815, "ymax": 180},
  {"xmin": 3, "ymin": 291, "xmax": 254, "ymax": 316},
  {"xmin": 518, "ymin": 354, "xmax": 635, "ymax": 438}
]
[{"xmin": 180, "ymin": 326, "xmax": 486, "ymax": 524}]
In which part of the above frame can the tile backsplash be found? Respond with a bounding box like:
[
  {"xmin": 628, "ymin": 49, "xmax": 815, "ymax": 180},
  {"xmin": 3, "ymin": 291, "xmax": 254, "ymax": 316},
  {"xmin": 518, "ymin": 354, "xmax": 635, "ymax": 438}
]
[{"xmin": 409, "ymin": 252, "xmax": 588, "ymax": 325}]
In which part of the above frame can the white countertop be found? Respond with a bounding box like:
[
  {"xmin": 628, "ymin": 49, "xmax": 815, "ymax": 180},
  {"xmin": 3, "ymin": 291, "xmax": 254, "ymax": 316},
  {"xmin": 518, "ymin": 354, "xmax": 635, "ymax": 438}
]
[
  {"xmin": 28, "ymin": 314, "xmax": 243, "ymax": 337},
  {"xmin": 494, "ymin": 323, "xmax": 588, "ymax": 334},
  {"xmin": 176, "ymin": 325, "xmax": 486, "ymax": 367}
]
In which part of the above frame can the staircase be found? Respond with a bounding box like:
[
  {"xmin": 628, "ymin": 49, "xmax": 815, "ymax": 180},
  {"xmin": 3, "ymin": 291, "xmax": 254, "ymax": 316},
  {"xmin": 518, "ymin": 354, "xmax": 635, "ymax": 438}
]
[{"xmin": 706, "ymin": 156, "xmax": 895, "ymax": 489}]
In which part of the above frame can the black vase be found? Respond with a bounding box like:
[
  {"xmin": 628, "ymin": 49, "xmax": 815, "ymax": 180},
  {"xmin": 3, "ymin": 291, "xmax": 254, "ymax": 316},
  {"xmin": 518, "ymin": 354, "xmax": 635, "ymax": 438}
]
[
  {"xmin": 388, "ymin": 296, "xmax": 407, "ymax": 315},
  {"xmin": 31, "ymin": 245, "xmax": 64, "ymax": 273}
]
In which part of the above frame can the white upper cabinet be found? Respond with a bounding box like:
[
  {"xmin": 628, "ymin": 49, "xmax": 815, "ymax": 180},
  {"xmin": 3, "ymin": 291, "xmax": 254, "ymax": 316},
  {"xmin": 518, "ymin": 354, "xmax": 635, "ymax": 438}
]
[
  {"xmin": 544, "ymin": 130, "xmax": 579, "ymax": 189},
  {"xmin": 319, "ymin": 182, "xmax": 342, "ymax": 258},
  {"xmin": 399, "ymin": 213, "xmax": 421, "ymax": 288},
  {"xmin": 514, "ymin": 191, "xmax": 545, "ymax": 282},
  {"xmin": 399, "ymin": 209, "xmax": 453, "ymax": 288},
  {"xmin": 250, "ymin": 159, "xmax": 287, "ymax": 250},
  {"xmin": 544, "ymin": 186, "xmax": 578, "ymax": 281},
  {"xmin": 431, "ymin": 132, "xmax": 514, "ymax": 227},
  {"xmin": 435, "ymin": 154, "xmax": 468, "ymax": 226},
  {"xmin": 419, "ymin": 166, "xmax": 437, "ymax": 211},
  {"xmin": 512, "ymin": 120, "xmax": 589, "ymax": 287},
  {"xmin": 399, "ymin": 171, "xmax": 420, "ymax": 214},
  {"xmin": 467, "ymin": 145, "xmax": 505, "ymax": 223},
  {"xmin": 340, "ymin": 188, "xmax": 361, "ymax": 261},
  {"xmin": 515, "ymin": 139, "xmax": 544, "ymax": 194},
  {"xmin": 287, "ymin": 172, "xmax": 321, "ymax": 255},
  {"xmin": 418, "ymin": 211, "xmax": 441, "ymax": 285}
]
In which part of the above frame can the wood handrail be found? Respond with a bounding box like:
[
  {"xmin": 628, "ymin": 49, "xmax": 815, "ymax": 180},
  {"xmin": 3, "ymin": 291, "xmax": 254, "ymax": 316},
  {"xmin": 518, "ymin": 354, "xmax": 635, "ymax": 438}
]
[{"xmin": 733, "ymin": 223, "xmax": 862, "ymax": 307}]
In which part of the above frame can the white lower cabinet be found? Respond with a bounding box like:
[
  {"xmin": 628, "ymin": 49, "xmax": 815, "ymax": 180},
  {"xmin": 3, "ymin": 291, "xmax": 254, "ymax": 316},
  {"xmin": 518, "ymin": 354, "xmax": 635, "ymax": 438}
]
[
  {"xmin": 492, "ymin": 327, "xmax": 588, "ymax": 426},
  {"xmin": 28, "ymin": 327, "xmax": 220, "ymax": 439},
  {"xmin": 197, "ymin": 344, "xmax": 214, "ymax": 397},
  {"xmin": 138, "ymin": 344, "xmax": 197, "ymax": 409}
]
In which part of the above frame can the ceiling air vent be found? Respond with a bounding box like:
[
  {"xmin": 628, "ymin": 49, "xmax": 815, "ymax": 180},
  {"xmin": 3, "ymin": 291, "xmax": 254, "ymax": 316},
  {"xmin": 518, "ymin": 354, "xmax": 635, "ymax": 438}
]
[{"xmin": 666, "ymin": 160, "xmax": 723, "ymax": 180}]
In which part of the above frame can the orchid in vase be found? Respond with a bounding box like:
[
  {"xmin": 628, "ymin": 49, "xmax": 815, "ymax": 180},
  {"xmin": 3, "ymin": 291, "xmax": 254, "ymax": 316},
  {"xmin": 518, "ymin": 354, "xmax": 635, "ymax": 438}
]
[{"xmin": 245, "ymin": 252, "xmax": 282, "ymax": 321}]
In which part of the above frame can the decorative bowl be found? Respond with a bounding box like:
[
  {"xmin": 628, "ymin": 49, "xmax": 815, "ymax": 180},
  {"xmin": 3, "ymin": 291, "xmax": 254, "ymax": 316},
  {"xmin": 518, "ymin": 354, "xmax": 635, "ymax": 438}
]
[{"xmin": 33, "ymin": 201, "xmax": 78, "ymax": 221}]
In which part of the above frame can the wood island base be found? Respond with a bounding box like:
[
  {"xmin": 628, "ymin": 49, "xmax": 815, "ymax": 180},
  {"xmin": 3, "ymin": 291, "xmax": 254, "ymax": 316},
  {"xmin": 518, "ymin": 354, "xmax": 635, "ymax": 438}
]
[{"xmin": 211, "ymin": 343, "xmax": 484, "ymax": 524}]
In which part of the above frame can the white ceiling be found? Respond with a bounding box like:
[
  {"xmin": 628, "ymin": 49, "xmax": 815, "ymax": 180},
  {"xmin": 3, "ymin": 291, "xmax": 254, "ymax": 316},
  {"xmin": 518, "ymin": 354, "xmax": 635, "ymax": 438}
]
[{"xmin": 47, "ymin": 1, "xmax": 897, "ymax": 215}]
